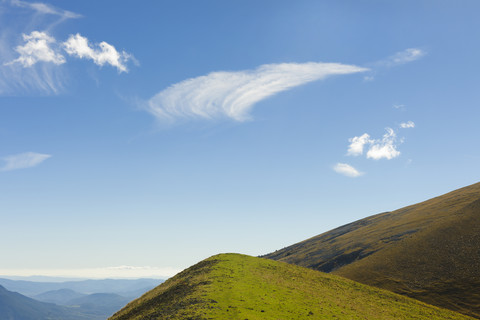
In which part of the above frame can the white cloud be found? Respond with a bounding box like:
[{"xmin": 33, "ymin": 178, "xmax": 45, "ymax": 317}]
[
  {"xmin": 393, "ymin": 104, "xmax": 405, "ymax": 110},
  {"xmin": 366, "ymin": 128, "xmax": 400, "ymax": 160},
  {"xmin": 63, "ymin": 33, "xmax": 133, "ymax": 73},
  {"xmin": 146, "ymin": 62, "xmax": 368, "ymax": 123},
  {"xmin": 0, "ymin": 265, "xmax": 180, "ymax": 279},
  {"xmin": 5, "ymin": 31, "xmax": 65, "ymax": 67},
  {"xmin": 0, "ymin": 0, "xmax": 132, "ymax": 95},
  {"xmin": 333, "ymin": 163, "xmax": 363, "ymax": 177},
  {"xmin": 1, "ymin": 152, "xmax": 51, "ymax": 171},
  {"xmin": 10, "ymin": 0, "xmax": 82, "ymax": 19},
  {"xmin": 381, "ymin": 48, "xmax": 426, "ymax": 67},
  {"xmin": 347, "ymin": 133, "xmax": 372, "ymax": 156},
  {"xmin": 400, "ymin": 121, "xmax": 415, "ymax": 129}
]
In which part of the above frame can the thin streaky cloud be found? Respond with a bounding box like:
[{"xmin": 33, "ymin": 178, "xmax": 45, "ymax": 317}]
[
  {"xmin": 380, "ymin": 48, "xmax": 426, "ymax": 67},
  {"xmin": 146, "ymin": 62, "xmax": 368, "ymax": 123},
  {"xmin": 1, "ymin": 152, "xmax": 51, "ymax": 171},
  {"xmin": 10, "ymin": 0, "xmax": 82, "ymax": 19},
  {"xmin": 333, "ymin": 163, "xmax": 363, "ymax": 178},
  {"xmin": 400, "ymin": 121, "xmax": 415, "ymax": 129}
]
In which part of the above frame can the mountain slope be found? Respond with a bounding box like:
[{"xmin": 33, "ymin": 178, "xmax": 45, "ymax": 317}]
[
  {"xmin": 109, "ymin": 253, "xmax": 472, "ymax": 320},
  {"xmin": 0, "ymin": 285, "xmax": 91, "ymax": 320},
  {"xmin": 264, "ymin": 182, "xmax": 480, "ymax": 318}
]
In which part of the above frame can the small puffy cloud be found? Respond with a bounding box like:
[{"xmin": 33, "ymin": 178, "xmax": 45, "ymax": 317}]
[
  {"xmin": 5, "ymin": 31, "xmax": 65, "ymax": 67},
  {"xmin": 400, "ymin": 121, "xmax": 415, "ymax": 129},
  {"xmin": 146, "ymin": 62, "xmax": 368, "ymax": 123},
  {"xmin": 333, "ymin": 163, "xmax": 363, "ymax": 178},
  {"xmin": 346, "ymin": 127, "xmax": 403, "ymax": 161},
  {"xmin": 10, "ymin": 0, "xmax": 82, "ymax": 19},
  {"xmin": 1, "ymin": 152, "xmax": 51, "ymax": 171},
  {"xmin": 63, "ymin": 33, "xmax": 133, "ymax": 73},
  {"xmin": 393, "ymin": 104, "xmax": 405, "ymax": 110},
  {"xmin": 347, "ymin": 133, "xmax": 372, "ymax": 156},
  {"xmin": 366, "ymin": 128, "xmax": 400, "ymax": 160}
]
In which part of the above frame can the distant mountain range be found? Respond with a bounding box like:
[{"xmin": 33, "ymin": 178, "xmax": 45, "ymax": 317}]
[
  {"xmin": 0, "ymin": 278, "xmax": 162, "ymax": 297},
  {"xmin": 0, "ymin": 278, "xmax": 163, "ymax": 320},
  {"xmin": 264, "ymin": 182, "xmax": 480, "ymax": 318},
  {"xmin": 0, "ymin": 285, "xmax": 91, "ymax": 320}
]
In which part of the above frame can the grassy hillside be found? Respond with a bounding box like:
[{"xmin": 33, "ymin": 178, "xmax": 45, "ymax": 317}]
[
  {"xmin": 264, "ymin": 182, "xmax": 480, "ymax": 318},
  {"xmin": 109, "ymin": 253, "xmax": 472, "ymax": 320}
]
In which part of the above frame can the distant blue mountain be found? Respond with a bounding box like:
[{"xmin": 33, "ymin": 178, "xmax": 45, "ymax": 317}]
[
  {"xmin": 0, "ymin": 278, "xmax": 163, "ymax": 297},
  {"xmin": 33, "ymin": 289, "xmax": 86, "ymax": 305},
  {"xmin": 0, "ymin": 285, "xmax": 91, "ymax": 320},
  {"xmin": 0, "ymin": 278, "xmax": 164, "ymax": 320}
]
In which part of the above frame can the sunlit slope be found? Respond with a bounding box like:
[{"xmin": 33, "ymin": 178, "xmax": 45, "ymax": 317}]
[
  {"xmin": 109, "ymin": 253, "xmax": 471, "ymax": 320},
  {"xmin": 264, "ymin": 182, "xmax": 480, "ymax": 318}
]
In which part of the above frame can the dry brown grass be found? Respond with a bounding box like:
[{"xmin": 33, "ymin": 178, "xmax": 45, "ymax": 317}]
[{"xmin": 264, "ymin": 182, "xmax": 480, "ymax": 318}]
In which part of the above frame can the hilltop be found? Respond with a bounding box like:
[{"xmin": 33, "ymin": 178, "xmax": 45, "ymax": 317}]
[
  {"xmin": 109, "ymin": 253, "xmax": 471, "ymax": 320},
  {"xmin": 264, "ymin": 182, "xmax": 480, "ymax": 318}
]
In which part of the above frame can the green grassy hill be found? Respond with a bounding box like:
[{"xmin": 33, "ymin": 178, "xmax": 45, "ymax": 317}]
[
  {"xmin": 109, "ymin": 253, "xmax": 472, "ymax": 320},
  {"xmin": 264, "ymin": 182, "xmax": 480, "ymax": 318}
]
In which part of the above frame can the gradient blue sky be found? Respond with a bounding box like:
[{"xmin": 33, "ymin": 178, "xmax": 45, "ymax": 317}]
[{"xmin": 1, "ymin": 0, "xmax": 479, "ymax": 279}]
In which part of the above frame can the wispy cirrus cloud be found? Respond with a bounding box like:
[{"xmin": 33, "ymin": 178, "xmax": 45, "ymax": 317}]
[
  {"xmin": 363, "ymin": 48, "xmax": 426, "ymax": 81},
  {"xmin": 383, "ymin": 48, "xmax": 426, "ymax": 67},
  {"xmin": 10, "ymin": 0, "xmax": 82, "ymax": 19},
  {"xmin": 0, "ymin": 1, "xmax": 135, "ymax": 95},
  {"xmin": 0, "ymin": 1, "xmax": 78, "ymax": 94},
  {"xmin": 333, "ymin": 163, "xmax": 363, "ymax": 178},
  {"xmin": 0, "ymin": 152, "xmax": 51, "ymax": 171},
  {"xmin": 145, "ymin": 62, "xmax": 368, "ymax": 123}
]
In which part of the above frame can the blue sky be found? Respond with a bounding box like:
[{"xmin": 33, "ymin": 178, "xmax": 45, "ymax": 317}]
[{"xmin": 1, "ymin": 0, "xmax": 479, "ymax": 279}]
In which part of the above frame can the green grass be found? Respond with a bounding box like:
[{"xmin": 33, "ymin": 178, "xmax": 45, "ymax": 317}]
[
  {"xmin": 109, "ymin": 253, "xmax": 472, "ymax": 320},
  {"xmin": 264, "ymin": 181, "xmax": 480, "ymax": 318}
]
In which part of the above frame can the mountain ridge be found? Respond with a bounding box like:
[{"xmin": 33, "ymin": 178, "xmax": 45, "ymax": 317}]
[
  {"xmin": 264, "ymin": 181, "xmax": 480, "ymax": 318},
  {"xmin": 109, "ymin": 253, "xmax": 473, "ymax": 320}
]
